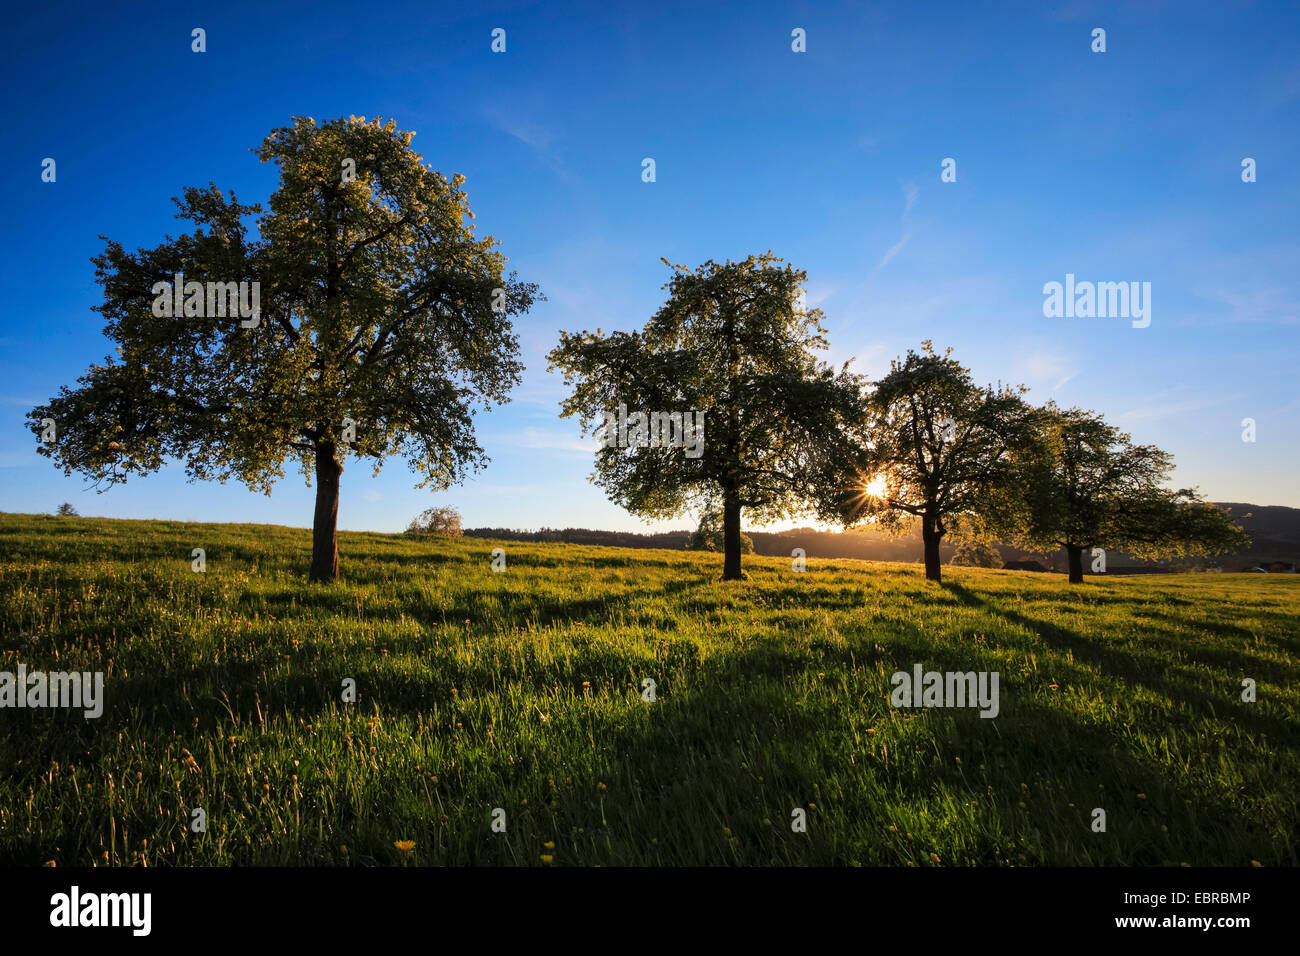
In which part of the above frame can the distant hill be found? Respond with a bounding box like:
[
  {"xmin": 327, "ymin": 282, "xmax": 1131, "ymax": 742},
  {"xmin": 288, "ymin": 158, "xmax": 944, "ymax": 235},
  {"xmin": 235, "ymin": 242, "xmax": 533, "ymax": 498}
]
[{"xmin": 464, "ymin": 501, "xmax": 1300, "ymax": 573}]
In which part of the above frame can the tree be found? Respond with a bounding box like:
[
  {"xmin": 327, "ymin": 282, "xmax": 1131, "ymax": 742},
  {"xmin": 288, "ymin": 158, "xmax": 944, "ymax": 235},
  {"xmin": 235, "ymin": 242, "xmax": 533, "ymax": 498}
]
[
  {"xmin": 406, "ymin": 506, "xmax": 463, "ymax": 537},
  {"xmin": 687, "ymin": 501, "xmax": 754, "ymax": 553},
  {"xmin": 839, "ymin": 342, "xmax": 1035, "ymax": 583},
  {"xmin": 949, "ymin": 540, "xmax": 1003, "ymax": 568},
  {"xmin": 28, "ymin": 116, "xmax": 539, "ymax": 582},
  {"xmin": 55, "ymin": 503, "xmax": 79, "ymax": 517},
  {"xmin": 1004, "ymin": 404, "xmax": 1249, "ymax": 584},
  {"xmin": 548, "ymin": 253, "xmax": 870, "ymax": 580}
]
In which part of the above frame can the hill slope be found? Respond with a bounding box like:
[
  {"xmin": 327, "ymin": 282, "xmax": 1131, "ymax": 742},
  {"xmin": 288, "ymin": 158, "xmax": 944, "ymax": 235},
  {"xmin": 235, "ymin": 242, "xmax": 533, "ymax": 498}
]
[
  {"xmin": 1, "ymin": 513, "xmax": 1297, "ymax": 865},
  {"xmin": 465, "ymin": 501, "xmax": 1300, "ymax": 570}
]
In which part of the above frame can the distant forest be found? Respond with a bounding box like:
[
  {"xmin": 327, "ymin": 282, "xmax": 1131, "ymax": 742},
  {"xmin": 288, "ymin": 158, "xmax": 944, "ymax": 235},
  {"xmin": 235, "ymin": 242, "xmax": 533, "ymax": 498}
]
[{"xmin": 465, "ymin": 502, "xmax": 1300, "ymax": 573}]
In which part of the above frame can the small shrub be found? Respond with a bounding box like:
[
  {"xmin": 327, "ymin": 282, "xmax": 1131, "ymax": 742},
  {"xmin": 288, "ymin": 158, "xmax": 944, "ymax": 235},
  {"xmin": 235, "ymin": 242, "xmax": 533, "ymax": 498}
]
[
  {"xmin": 406, "ymin": 506, "xmax": 463, "ymax": 537},
  {"xmin": 686, "ymin": 507, "xmax": 753, "ymax": 553},
  {"xmin": 949, "ymin": 540, "xmax": 1003, "ymax": 568}
]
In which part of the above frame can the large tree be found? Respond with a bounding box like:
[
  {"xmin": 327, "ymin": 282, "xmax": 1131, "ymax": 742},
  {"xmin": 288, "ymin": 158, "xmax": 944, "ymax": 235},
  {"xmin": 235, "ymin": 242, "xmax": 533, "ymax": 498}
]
[
  {"xmin": 548, "ymin": 253, "xmax": 870, "ymax": 580},
  {"xmin": 999, "ymin": 404, "xmax": 1249, "ymax": 583},
  {"xmin": 839, "ymin": 342, "xmax": 1035, "ymax": 583},
  {"xmin": 29, "ymin": 116, "xmax": 539, "ymax": 581}
]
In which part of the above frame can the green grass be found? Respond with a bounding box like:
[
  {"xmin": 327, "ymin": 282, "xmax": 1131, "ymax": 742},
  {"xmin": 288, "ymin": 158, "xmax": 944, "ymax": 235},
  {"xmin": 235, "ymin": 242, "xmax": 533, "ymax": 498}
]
[{"xmin": 1, "ymin": 511, "xmax": 1296, "ymax": 866}]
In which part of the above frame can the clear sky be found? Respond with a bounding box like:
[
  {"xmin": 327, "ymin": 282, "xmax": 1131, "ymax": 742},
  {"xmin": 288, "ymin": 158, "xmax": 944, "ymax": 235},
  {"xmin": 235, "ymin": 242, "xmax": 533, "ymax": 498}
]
[{"xmin": 2, "ymin": 0, "xmax": 1297, "ymax": 533}]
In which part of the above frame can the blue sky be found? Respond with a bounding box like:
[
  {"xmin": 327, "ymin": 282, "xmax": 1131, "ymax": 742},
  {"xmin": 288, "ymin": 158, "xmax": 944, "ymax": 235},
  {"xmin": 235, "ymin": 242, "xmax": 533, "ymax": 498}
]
[{"xmin": 3, "ymin": 0, "xmax": 1297, "ymax": 533}]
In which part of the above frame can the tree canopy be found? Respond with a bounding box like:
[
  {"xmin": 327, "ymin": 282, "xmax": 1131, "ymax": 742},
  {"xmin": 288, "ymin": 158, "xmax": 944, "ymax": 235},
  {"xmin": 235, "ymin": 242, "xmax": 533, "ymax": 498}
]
[
  {"xmin": 30, "ymin": 116, "xmax": 539, "ymax": 581},
  {"xmin": 548, "ymin": 253, "xmax": 870, "ymax": 579},
  {"xmin": 837, "ymin": 342, "xmax": 1035, "ymax": 583},
  {"xmin": 999, "ymin": 404, "xmax": 1250, "ymax": 582}
]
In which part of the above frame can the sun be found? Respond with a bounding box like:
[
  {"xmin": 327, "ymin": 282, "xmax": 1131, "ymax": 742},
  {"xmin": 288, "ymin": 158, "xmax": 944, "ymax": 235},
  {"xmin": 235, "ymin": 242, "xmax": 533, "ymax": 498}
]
[{"xmin": 862, "ymin": 474, "xmax": 889, "ymax": 499}]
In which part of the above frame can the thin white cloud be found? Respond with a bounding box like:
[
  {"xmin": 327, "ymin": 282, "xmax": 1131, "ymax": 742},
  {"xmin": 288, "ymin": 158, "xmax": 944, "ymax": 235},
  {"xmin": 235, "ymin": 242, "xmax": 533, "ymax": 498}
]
[
  {"xmin": 872, "ymin": 234, "xmax": 912, "ymax": 275},
  {"xmin": 1024, "ymin": 351, "xmax": 1078, "ymax": 392},
  {"xmin": 496, "ymin": 426, "xmax": 596, "ymax": 454},
  {"xmin": 1117, "ymin": 392, "xmax": 1242, "ymax": 423},
  {"xmin": 902, "ymin": 182, "xmax": 919, "ymax": 218}
]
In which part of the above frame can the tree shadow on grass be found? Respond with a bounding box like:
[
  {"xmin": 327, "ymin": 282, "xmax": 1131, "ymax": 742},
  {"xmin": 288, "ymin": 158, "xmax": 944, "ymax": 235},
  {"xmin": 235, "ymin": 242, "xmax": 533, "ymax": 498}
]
[{"xmin": 940, "ymin": 583, "xmax": 1300, "ymax": 745}]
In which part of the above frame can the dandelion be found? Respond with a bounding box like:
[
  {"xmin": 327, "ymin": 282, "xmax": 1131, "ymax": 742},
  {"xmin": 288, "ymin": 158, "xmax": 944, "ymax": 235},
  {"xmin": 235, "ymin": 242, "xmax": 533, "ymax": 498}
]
[
  {"xmin": 1137, "ymin": 793, "xmax": 1147, "ymax": 799},
  {"xmin": 543, "ymin": 841, "xmax": 555, "ymax": 850},
  {"xmin": 582, "ymin": 681, "xmax": 590, "ymax": 687},
  {"xmin": 394, "ymin": 841, "xmax": 415, "ymax": 852},
  {"xmin": 929, "ymin": 852, "xmax": 941, "ymax": 864},
  {"xmin": 540, "ymin": 854, "xmax": 553, "ymax": 864},
  {"xmin": 866, "ymin": 728, "xmax": 876, "ymax": 734},
  {"xmin": 1251, "ymin": 860, "xmax": 1262, "ymax": 867}
]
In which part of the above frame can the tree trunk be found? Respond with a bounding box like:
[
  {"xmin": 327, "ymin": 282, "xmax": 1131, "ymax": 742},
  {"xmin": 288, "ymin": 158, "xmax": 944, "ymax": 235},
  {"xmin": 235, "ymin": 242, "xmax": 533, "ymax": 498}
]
[
  {"xmin": 310, "ymin": 442, "xmax": 342, "ymax": 583},
  {"xmin": 1066, "ymin": 544, "xmax": 1085, "ymax": 585},
  {"xmin": 922, "ymin": 512, "xmax": 942, "ymax": 583},
  {"xmin": 722, "ymin": 490, "xmax": 745, "ymax": 581}
]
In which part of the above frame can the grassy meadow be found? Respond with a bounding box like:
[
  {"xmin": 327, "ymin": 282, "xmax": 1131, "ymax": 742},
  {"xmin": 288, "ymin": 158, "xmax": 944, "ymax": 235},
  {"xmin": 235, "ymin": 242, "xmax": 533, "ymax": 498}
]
[{"xmin": 0, "ymin": 511, "xmax": 1296, "ymax": 867}]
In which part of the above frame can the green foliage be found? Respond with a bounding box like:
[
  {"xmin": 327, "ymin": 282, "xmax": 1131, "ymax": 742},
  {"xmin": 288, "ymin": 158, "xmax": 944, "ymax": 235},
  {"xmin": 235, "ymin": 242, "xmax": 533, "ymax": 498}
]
[
  {"xmin": 843, "ymin": 341, "xmax": 1034, "ymax": 536},
  {"xmin": 833, "ymin": 341, "xmax": 1035, "ymax": 584},
  {"xmin": 1, "ymin": 512, "xmax": 1296, "ymax": 866},
  {"xmin": 54, "ymin": 503, "xmax": 79, "ymax": 517},
  {"xmin": 687, "ymin": 506, "xmax": 753, "ymax": 553},
  {"xmin": 28, "ymin": 116, "xmax": 539, "ymax": 577},
  {"xmin": 405, "ymin": 506, "xmax": 463, "ymax": 537},
  {"xmin": 1003, "ymin": 404, "xmax": 1250, "ymax": 559},
  {"xmin": 547, "ymin": 253, "xmax": 871, "ymax": 527},
  {"xmin": 949, "ymin": 540, "xmax": 1003, "ymax": 568}
]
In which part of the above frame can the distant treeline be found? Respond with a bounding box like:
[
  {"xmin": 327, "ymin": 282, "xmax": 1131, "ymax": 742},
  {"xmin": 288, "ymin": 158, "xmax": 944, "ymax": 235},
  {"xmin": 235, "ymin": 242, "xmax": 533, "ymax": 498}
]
[{"xmin": 464, "ymin": 501, "xmax": 1300, "ymax": 572}]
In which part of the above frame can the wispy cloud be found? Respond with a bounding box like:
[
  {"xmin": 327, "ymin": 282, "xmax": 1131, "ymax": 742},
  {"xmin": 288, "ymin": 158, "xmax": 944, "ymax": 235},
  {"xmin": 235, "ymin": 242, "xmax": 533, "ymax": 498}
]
[
  {"xmin": 1024, "ymin": 351, "xmax": 1078, "ymax": 393},
  {"xmin": 871, "ymin": 234, "xmax": 912, "ymax": 275},
  {"xmin": 1117, "ymin": 391, "xmax": 1242, "ymax": 423},
  {"xmin": 862, "ymin": 183, "xmax": 919, "ymax": 281},
  {"xmin": 479, "ymin": 105, "xmax": 581, "ymax": 187},
  {"xmin": 496, "ymin": 426, "xmax": 596, "ymax": 454},
  {"xmin": 902, "ymin": 182, "xmax": 919, "ymax": 218}
]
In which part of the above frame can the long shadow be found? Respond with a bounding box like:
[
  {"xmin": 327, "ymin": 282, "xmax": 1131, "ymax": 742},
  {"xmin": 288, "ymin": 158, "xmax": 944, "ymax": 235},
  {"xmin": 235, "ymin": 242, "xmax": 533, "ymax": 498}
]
[{"xmin": 962, "ymin": 592, "xmax": 1300, "ymax": 744}]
